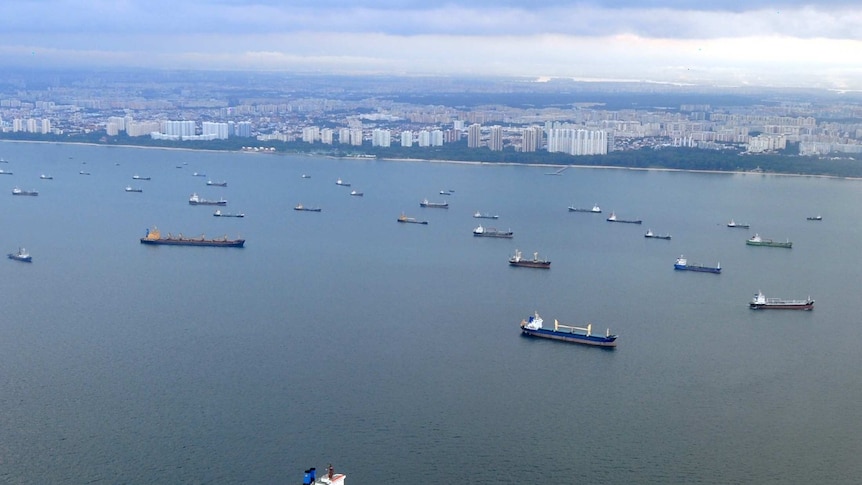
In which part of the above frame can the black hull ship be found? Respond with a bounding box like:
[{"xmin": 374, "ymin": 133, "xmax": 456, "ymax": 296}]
[{"xmin": 140, "ymin": 227, "xmax": 244, "ymax": 247}]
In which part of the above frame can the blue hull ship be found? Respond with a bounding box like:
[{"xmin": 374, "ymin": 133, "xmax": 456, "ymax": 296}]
[
  {"xmin": 674, "ymin": 255, "xmax": 720, "ymax": 274},
  {"xmin": 520, "ymin": 312, "xmax": 617, "ymax": 347}
]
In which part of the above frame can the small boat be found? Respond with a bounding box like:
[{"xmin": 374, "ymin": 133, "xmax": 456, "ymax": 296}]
[
  {"xmin": 349, "ymin": 190, "xmax": 364, "ymax": 196},
  {"xmin": 301, "ymin": 174, "xmax": 311, "ymax": 178},
  {"xmin": 0, "ymin": 169, "xmax": 13, "ymax": 175},
  {"xmin": 206, "ymin": 180, "xmax": 228, "ymax": 187},
  {"xmin": 140, "ymin": 227, "xmax": 244, "ymax": 247},
  {"xmin": 125, "ymin": 186, "xmax": 143, "ymax": 193},
  {"xmin": 606, "ymin": 211, "xmax": 642, "ymax": 224},
  {"xmin": 335, "ymin": 178, "xmax": 351, "ymax": 187},
  {"xmin": 132, "ymin": 175, "xmax": 151, "ymax": 180},
  {"xmin": 568, "ymin": 204, "xmax": 602, "ymax": 213},
  {"xmin": 213, "ymin": 210, "xmax": 244, "ymax": 218},
  {"xmin": 79, "ymin": 170, "xmax": 91, "ymax": 175},
  {"xmin": 7, "ymin": 247, "xmax": 32, "ymax": 262},
  {"xmin": 40, "ymin": 174, "xmax": 53, "ymax": 180},
  {"xmin": 749, "ymin": 290, "xmax": 814, "ymax": 310},
  {"xmin": 727, "ymin": 219, "xmax": 750, "ymax": 228},
  {"xmin": 302, "ymin": 464, "xmax": 345, "ymax": 485},
  {"xmin": 473, "ymin": 211, "xmax": 499, "ymax": 219},
  {"xmin": 420, "ymin": 199, "xmax": 448, "ymax": 208},
  {"xmin": 12, "ymin": 187, "xmax": 38, "ymax": 196},
  {"xmin": 192, "ymin": 172, "xmax": 206, "ymax": 177},
  {"xmin": 294, "ymin": 204, "xmax": 322, "ymax": 212},
  {"xmin": 508, "ymin": 249, "xmax": 550, "ymax": 268},
  {"xmin": 473, "ymin": 225, "xmax": 513, "ymax": 238},
  {"xmin": 644, "ymin": 229, "xmax": 671, "ymax": 240},
  {"xmin": 674, "ymin": 255, "xmax": 720, "ymax": 274},
  {"xmin": 397, "ymin": 213, "xmax": 428, "ymax": 224},
  {"xmin": 806, "ymin": 215, "xmax": 822, "ymax": 221},
  {"xmin": 746, "ymin": 234, "xmax": 792, "ymax": 248},
  {"xmin": 520, "ymin": 312, "xmax": 617, "ymax": 347},
  {"xmin": 188, "ymin": 193, "xmax": 227, "ymax": 206}
]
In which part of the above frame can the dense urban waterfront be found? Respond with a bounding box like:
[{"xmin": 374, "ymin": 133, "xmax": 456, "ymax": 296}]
[{"xmin": 2, "ymin": 141, "xmax": 862, "ymax": 484}]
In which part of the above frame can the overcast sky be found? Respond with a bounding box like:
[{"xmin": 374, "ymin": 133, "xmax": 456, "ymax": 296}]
[{"xmin": 2, "ymin": 0, "xmax": 861, "ymax": 89}]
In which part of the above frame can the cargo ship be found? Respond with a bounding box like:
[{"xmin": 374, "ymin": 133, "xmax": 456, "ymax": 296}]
[
  {"xmin": 568, "ymin": 204, "xmax": 602, "ymax": 213},
  {"xmin": 473, "ymin": 211, "xmax": 499, "ymax": 219},
  {"xmin": 806, "ymin": 215, "xmax": 822, "ymax": 221},
  {"xmin": 188, "ymin": 193, "xmax": 227, "ymax": 206},
  {"xmin": 294, "ymin": 204, "xmax": 322, "ymax": 212},
  {"xmin": 644, "ymin": 229, "xmax": 671, "ymax": 240},
  {"xmin": 302, "ymin": 464, "xmax": 345, "ymax": 485},
  {"xmin": 0, "ymin": 169, "xmax": 13, "ymax": 175},
  {"xmin": 213, "ymin": 210, "xmax": 244, "ymax": 218},
  {"xmin": 206, "ymin": 180, "xmax": 227, "ymax": 187},
  {"xmin": 7, "ymin": 247, "xmax": 32, "ymax": 262},
  {"xmin": 125, "ymin": 186, "xmax": 143, "ymax": 192},
  {"xmin": 420, "ymin": 199, "xmax": 448, "ymax": 208},
  {"xmin": 40, "ymin": 174, "xmax": 53, "ymax": 180},
  {"xmin": 397, "ymin": 213, "xmax": 428, "ymax": 224},
  {"xmin": 132, "ymin": 175, "xmax": 151, "ymax": 180},
  {"xmin": 749, "ymin": 291, "xmax": 814, "ymax": 310},
  {"xmin": 140, "ymin": 227, "xmax": 244, "ymax": 247},
  {"xmin": 12, "ymin": 187, "xmax": 38, "ymax": 196},
  {"xmin": 473, "ymin": 225, "xmax": 513, "ymax": 238},
  {"xmin": 746, "ymin": 234, "xmax": 792, "ymax": 248},
  {"xmin": 606, "ymin": 212, "xmax": 642, "ymax": 224},
  {"xmin": 350, "ymin": 190, "xmax": 363, "ymax": 196},
  {"xmin": 674, "ymin": 255, "xmax": 720, "ymax": 273},
  {"xmin": 335, "ymin": 178, "xmax": 351, "ymax": 187},
  {"xmin": 520, "ymin": 312, "xmax": 617, "ymax": 347},
  {"xmin": 727, "ymin": 219, "xmax": 750, "ymax": 228},
  {"xmin": 509, "ymin": 249, "xmax": 550, "ymax": 268}
]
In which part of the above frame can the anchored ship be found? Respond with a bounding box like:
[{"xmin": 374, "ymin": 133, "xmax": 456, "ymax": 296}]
[
  {"xmin": 397, "ymin": 213, "xmax": 428, "ymax": 224},
  {"xmin": 420, "ymin": 199, "xmax": 448, "ymax": 208},
  {"xmin": 132, "ymin": 175, "xmax": 151, "ymax": 180},
  {"xmin": 206, "ymin": 180, "xmax": 228, "ymax": 187},
  {"xmin": 140, "ymin": 227, "xmax": 244, "ymax": 247},
  {"xmin": 606, "ymin": 211, "xmax": 642, "ymax": 224},
  {"xmin": 644, "ymin": 229, "xmax": 671, "ymax": 240},
  {"xmin": 749, "ymin": 291, "xmax": 814, "ymax": 310},
  {"xmin": 520, "ymin": 312, "xmax": 617, "ymax": 347},
  {"xmin": 188, "ymin": 193, "xmax": 227, "ymax": 206},
  {"xmin": 508, "ymin": 249, "xmax": 550, "ymax": 268},
  {"xmin": 473, "ymin": 225, "xmax": 513, "ymax": 238},
  {"xmin": 335, "ymin": 178, "xmax": 351, "ymax": 187},
  {"xmin": 746, "ymin": 234, "xmax": 792, "ymax": 248},
  {"xmin": 473, "ymin": 211, "xmax": 499, "ymax": 219},
  {"xmin": 674, "ymin": 255, "xmax": 720, "ymax": 273},
  {"xmin": 125, "ymin": 186, "xmax": 143, "ymax": 192},
  {"xmin": 12, "ymin": 187, "xmax": 38, "ymax": 196},
  {"xmin": 294, "ymin": 204, "xmax": 322, "ymax": 212},
  {"xmin": 213, "ymin": 210, "xmax": 244, "ymax": 218},
  {"xmin": 568, "ymin": 204, "xmax": 602, "ymax": 213},
  {"xmin": 727, "ymin": 219, "xmax": 750, "ymax": 228}
]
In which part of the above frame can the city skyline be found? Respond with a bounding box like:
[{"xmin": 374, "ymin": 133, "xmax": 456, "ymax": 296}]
[{"xmin": 2, "ymin": 1, "xmax": 861, "ymax": 90}]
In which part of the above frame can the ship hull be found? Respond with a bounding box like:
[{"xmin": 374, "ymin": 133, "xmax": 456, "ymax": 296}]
[
  {"xmin": 397, "ymin": 219, "xmax": 428, "ymax": 224},
  {"xmin": 674, "ymin": 264, "xmax": 720, "ymax": 273},
  {"xmin": 509, "ymin": 261, "xmax": 550, "ymax": 269},
  {"xmin": 420, "ymin": 203, "xmax": 448, "ymax": 208},
  {"xmin": 474, "ymin": 232, "xmax": 513, "ymax": 238},
  {"xmin": 189, "ymin": 201, "xmax": 227, "ymax": 206},
  {"xmin": 746, "ymin": 241, "xmax": 792, "ymax": 248},
  {"xmin": 521, "ymin": 326, "xmax": 617, "ymax": 347},
  {"xmin": 608, "ymin": 219, "xmax": 642, "ymax": 224},
  {"xmin": 140, "ymin": 238, "xmax": 244, "ymax": 247}
]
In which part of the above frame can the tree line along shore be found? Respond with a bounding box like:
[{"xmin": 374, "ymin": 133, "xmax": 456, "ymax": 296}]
[{"xmin": 3, "ymin": 132, "xmax": 860, "ymax": 179}]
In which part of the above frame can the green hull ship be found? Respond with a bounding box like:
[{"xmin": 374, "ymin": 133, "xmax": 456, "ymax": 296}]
[{"xmin": 746, "ymin": 234, "xmax": 792, "ymax": 248}]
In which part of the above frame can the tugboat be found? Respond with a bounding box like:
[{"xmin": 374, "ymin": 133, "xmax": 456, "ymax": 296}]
[
  {"xmin": 473, "ymin": 211, "xmax": 499, "ymax": 219},
  {"xmin": 520, "ymin": 312, "xmax": 617, "ymax": 347},
  {"xmin": 397, "ymin": 213, "xmax": 428, "ymax": 224},
  {"xmin": 727, "ymin": 219, "xmax": 750, "ymax": 228},
  {"xmin": 749, "ymin": 291, "xmax": 814, "ymax": 310},
  {"xmin": 294, "ymin": 204, "xmax": 322, "ymax": 212},
  {"xmin": 673, "ymin": 255, "xmax": 720, "ymax": 274},
  {"xmin": 302, "ymin": 464, "xmax": 345, "ymax": 485},
  {"xmin": 746, "ymin": 234, "xmax": 792, "ymax": 248},
  {"xmin": 508, "ymin": 249, "xmax": 550, "ymax": 269},
  {"xmin": 188, "ymin": 193, "xmax": 227, "ymax": 206},
  {"xmin": 420, "ymin": 199, "xmax": 448, "ymax": 208},
  {"xmin": 606, "ymin": 211, "xmax": 642, "ymax": 224},
  {"xmin": 472, "ymin": 225, "xmax": 513, "ymax": 238},
  {"xmin": 139, "ymin": 227, "xmax": 244, "ymax": 247},
  {"xmin": 12, "ymin": 187, "xmax": 38, "ymax": 196},
  {"xmin": 644, "ymin": 229, "xmax": 671, "ymax": 240},
  {"xmin": 7, "ymin": 247, "xmax": 32, "ymax": 262}
]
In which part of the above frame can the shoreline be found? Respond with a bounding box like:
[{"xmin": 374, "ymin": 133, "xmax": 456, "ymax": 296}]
[{"xmin": 2, "ymin": 139, "xmax": 859, "ymax": 181}]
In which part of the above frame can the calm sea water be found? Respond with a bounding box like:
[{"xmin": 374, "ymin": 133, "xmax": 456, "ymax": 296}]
[{"xmin": 2, "ymin": 141, "xmax": 862, "ymax": 484}]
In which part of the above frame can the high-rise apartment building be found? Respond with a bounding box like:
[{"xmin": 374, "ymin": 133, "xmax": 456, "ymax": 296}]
[
  {"xmin": 488, "ymin": 125, "xmax": 503, "ymax": 151},
  {"xmin": 467, "ymin": 123, "xmax": 482, "ymax": 148}
]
